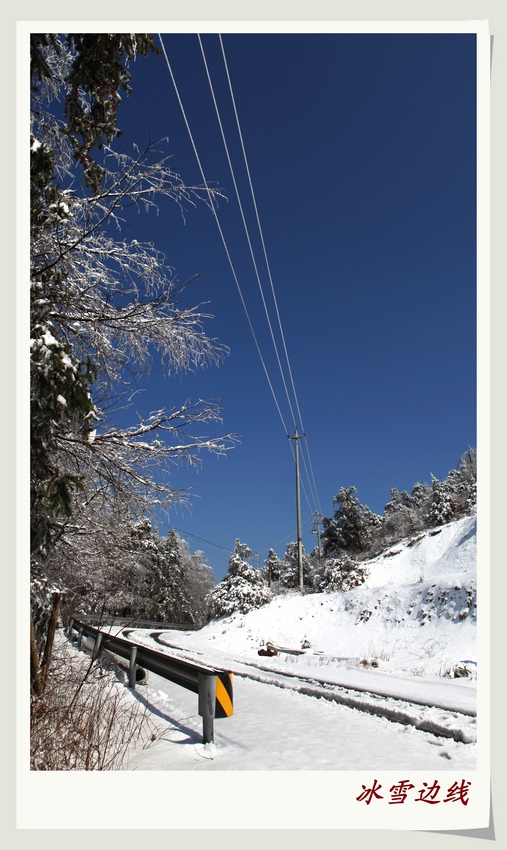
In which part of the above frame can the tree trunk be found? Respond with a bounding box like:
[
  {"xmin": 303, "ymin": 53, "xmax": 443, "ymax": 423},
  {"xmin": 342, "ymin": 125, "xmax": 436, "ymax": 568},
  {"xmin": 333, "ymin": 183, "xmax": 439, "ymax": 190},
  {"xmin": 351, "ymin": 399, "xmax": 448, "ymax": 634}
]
[
  {"xmin": 40, "ymin": 592, "xmax": 61, "ymax": 692},
  {"xmin": 30, "ymin": 615, "xmax": 42, "ymax": 696}
]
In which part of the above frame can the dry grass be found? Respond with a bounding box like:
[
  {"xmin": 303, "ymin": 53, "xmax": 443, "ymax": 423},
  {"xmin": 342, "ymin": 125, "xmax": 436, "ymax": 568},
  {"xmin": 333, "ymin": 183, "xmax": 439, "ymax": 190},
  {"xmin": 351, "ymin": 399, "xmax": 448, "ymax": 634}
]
[{"xmin": 30, "ymin": 632, "xmax": 154, "ymax": 770}]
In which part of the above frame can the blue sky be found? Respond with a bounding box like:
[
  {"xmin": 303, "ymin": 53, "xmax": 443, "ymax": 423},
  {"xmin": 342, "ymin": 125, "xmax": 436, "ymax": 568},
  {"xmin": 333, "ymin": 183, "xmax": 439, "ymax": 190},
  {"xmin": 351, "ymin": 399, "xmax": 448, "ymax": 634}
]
[{"xmin": 115, "ymin": 31, "xmax": 477, "ymax": 579}]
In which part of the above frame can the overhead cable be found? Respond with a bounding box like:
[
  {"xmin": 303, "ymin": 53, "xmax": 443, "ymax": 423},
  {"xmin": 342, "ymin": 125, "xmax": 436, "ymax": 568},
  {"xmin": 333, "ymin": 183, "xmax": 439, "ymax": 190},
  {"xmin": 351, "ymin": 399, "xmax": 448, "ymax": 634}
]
[
  {"xmin": 198, "ymin": 34, "xmax": 299, "ymax": 433},
  {"xmin": 158, "ymin": 33, "xmax": 322, "ymax": 518},
  {"xmin": 157, "ymin": 33, "xmax": 291, "ymax": 438},
  {"xmin": 218, "ymin": 34, "xmax": 323, "ymax": 515},
  {"xmin": 172, "ymin": 527, "xmax": 233, "ymax": 554}
]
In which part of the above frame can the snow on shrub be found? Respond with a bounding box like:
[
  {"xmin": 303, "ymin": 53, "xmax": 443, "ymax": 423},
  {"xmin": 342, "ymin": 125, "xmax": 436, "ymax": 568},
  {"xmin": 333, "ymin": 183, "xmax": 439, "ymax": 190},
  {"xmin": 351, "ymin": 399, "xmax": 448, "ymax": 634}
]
[
  {"xmin": 207, "ymin": 540, "xmax": 272, "ymax": 618},
  {"xmin": 318, "ymin": 557, "xmax": 368, "ymax": 593}
]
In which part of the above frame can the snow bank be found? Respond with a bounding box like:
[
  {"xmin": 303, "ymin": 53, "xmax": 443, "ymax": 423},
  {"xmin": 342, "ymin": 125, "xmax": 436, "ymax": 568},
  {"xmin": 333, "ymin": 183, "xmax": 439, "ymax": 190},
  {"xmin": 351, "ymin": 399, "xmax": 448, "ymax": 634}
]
[{"xmin": 182, "ymin": 516, "xmax": 477, "ymax": 680}]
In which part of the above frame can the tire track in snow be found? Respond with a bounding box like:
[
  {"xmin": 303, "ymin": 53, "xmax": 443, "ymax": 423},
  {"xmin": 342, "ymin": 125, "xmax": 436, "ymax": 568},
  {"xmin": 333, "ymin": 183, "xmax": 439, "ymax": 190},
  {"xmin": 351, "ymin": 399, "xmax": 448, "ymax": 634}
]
[{"xmin": 125, "ymin": 629, "xmax": 477, "ymax": 745}]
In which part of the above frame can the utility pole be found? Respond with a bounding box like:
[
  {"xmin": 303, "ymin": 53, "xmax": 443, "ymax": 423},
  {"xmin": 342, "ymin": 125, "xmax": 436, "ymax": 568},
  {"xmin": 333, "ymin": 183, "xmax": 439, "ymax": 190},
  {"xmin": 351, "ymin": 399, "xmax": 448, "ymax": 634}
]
[
  {"xmin": 312, "ymin": 510, "xmax": 323, "ymax": 563},
  {"xmin": 288, "ymin": 428, "xmax": 306, "ymax": 592}
]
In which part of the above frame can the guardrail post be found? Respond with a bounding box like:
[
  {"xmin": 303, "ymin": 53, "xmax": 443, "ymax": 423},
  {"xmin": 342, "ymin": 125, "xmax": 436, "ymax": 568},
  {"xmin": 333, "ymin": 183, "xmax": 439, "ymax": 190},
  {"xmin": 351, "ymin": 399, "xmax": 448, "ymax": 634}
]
[
  {"xmin": 92, "ymin": 631, "xmax": 102, "ymax": 660},
  {"xmin": 198, "ymin": 673, "xmax": 216, "ymax": 744},
  {"xmin": 128, "ymin": 645, "xmax": 138, "ymax": 690},
  {"xmin": 70, "ymin": 616, "xmax": 233, "ymax": 745}
]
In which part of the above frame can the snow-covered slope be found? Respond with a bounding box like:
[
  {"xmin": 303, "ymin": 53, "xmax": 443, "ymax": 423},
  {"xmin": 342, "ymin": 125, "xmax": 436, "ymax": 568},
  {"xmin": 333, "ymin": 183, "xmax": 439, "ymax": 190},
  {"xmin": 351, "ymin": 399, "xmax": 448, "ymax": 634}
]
[{"xmin": 182, "ymin": 516, "xmax": 477, "ymax": 682}]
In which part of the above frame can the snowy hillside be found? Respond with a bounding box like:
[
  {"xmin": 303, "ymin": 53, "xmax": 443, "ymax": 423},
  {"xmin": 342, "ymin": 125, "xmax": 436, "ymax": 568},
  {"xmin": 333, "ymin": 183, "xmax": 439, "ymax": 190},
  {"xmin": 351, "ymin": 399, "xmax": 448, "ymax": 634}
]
[
  {"xmin": 182, "ymin": 515, "xmax": 477, "ymax": 682},
  {"xmin": 111, "ymin": 515, "xmax": 479, "ymax": 777}
]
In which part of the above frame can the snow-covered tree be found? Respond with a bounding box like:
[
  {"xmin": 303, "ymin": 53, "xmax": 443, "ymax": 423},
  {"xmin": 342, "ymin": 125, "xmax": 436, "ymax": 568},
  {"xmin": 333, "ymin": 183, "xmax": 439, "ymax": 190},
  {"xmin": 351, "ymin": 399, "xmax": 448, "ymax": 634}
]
[
  {"xmin": 278, "ymin": 542, "xmax": 313, "ymax": 590},
  {"xmin": 428, "ymin": 451, "xmax": 477, "ymax": 528},
  {"xmin": 322, "ymin": 487, "xmax": 382, "ymax": 559},
  {"xmin": 317, "ymin": 557, "xmax": 368, "ymax": 593},
  {"xmin": 30, "ymin": 34, "xmax": 234, "ymax": 591},
  {"xmin": 382, "ymin": 482, "xmax": 432, "ymax": 545},
  {"xmin": 317, "ymin": 450, "xmax": 477, "ymax": 587},
  {"xmin": 263, "ymin": 549, "xmax": 283, "ymax": 587},
  {"xmin": 207, "ymin": 540, "xmax": 272, "ymax": 618},
  {"xmin": 136, "ymin": 527, "xmax": 192, "ymax": 624},
  {"xmin": 447, "ymin": 449, "xmax": 477, "ymax": 517},
  {"xmin": 177, "ymin": 541, "xmax": 215, "ymax": 625},
  {"xmin": 39, "ymin": 492, "xmax": 148, "ymax": 620},
  {"xmin": 429, "ymin": 474, "xmax": 455, "ymax": 526}
]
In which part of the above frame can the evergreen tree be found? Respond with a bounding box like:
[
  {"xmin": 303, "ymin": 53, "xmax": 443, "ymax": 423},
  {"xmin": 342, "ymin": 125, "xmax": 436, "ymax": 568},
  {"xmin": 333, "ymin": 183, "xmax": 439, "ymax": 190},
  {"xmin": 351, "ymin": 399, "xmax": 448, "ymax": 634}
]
[
  {"xmin": 30, "ymin": 34, "xmax": 233, "ymax": 564},
  {"xmin": 428, "ymin": 451, "xmax": 477, "ymax": 527},
  {"xmin": 448, "ymin": 449, "xmax": 477, "ymax": 517},
  {"xmin": 322, "ymin": 487, "xmax": 381, "ymax": 558},
  {"xmin": 429, "ymin": 474, "xmax": 455, "ymax": 526},
  {"xmin": 30, "ymin": 34, "xmax": 155, "ymax": 556},
  {"xmin": 317, "ymin": 450, "xmax": 476, "ymax": 586},
  {"xmin": 31, "ymin": 34, "xmax": 159, "ymax": 195},
  {"xmin": 140, "ymin": 528, "xmax": 192, "ymax": 624},
  {"xmin": 263, "ymin": 549, "xmax": 283, "ymax": 587},
  {"xmin": 279, "ymin": 542, "xmax": 313, "ymax": 589},
  {"xmin": 207, "ymin": 540, "xmax": 272, "ymax": 618}
]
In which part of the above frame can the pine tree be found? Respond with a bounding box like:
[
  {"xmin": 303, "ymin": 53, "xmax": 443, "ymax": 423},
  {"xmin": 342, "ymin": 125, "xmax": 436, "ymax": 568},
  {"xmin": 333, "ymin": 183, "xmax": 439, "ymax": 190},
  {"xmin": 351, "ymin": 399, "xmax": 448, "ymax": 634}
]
[
  {"xmin": 140, "ymin": 528, "xmax": 192, "ymax": 624},
  {"xmin": 279, "ymin": 542, "xmax": 313, "ymax": 589},
  {"xmin": 428, "ymin": 451, "xmax": 477, "ymax": 527},
  {"xmin": 429, "ymin": 474, "xmax": 455, "ymax": 526},
  {"xmin": 30, "ymin": 35, "xmax": 157, "ymax": 554},
  {"xmin": 207, "ymin": 540, "xmax": 272, "ymax": 618},
  {"xmin": 322, "ymin": 487, "xmax": 381, "ymax": 558},
  {"xmin": 31, "ymin": 34, "xmax": 159, "ymax": 195},
  {"xmin": 263, "ymin": 549, "xmax": 283, "ymax": 587},
  {"xmin": 449, "ymin": 449, "xmax": 477, "ymax": 517}
]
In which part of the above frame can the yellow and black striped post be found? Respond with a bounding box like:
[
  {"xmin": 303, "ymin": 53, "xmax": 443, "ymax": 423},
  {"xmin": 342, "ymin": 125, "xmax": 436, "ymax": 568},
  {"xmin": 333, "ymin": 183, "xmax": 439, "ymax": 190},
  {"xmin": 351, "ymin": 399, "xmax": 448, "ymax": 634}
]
[
  {"xmin": 215, "ymin": 672, "xmax": 233, "ymax": 718},
  {"xmin": 197, "ymin": 672, "xmax": 233, "ymax": 743}
]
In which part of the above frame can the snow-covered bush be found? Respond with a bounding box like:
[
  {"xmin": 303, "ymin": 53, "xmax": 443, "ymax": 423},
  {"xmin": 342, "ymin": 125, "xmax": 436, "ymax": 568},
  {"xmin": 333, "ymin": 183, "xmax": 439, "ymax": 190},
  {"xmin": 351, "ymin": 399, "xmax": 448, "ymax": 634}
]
[
  {"xmin": 207, "ymin": 540, "xmax": 272, "ymax": 618},
  {"xmin": 31, "ymin": 633, "xmax": 153, "ymax": 770},
  {"xmin": 317, "ymin": 557, "xmax": 368, "ymax": 593}
]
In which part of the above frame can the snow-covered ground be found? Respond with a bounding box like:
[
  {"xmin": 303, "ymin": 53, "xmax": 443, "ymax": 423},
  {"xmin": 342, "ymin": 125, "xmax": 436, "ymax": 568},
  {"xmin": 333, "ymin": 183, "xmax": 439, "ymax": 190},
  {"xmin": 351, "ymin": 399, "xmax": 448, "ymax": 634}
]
[
  {"xmin": 177, "ymin": 514, "xmax": 478, "ymax": 679},
  {"xmin": 23, "ymin": 515, "xmax": 489, "ymax": 832},
  {"xmin": 118, "ymin": 516, "xmax": 479, "ymax": 774}
]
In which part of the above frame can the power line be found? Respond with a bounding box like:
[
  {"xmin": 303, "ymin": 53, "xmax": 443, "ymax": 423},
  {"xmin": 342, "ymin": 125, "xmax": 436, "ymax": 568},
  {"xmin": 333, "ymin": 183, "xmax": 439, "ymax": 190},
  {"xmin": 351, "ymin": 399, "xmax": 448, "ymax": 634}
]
[
  {"xmin": 260, "ymin": 515, "xmax": 314, "ymax": 555},
  {"xmin": 171, "ymin": 527, "xmax": 233, "ymax": 555},
  {"xmin": 216, "ymin": 35, "xmax": 323, "ymax": 516},
  {"xmin": 199, "ymin": 34, "xmax": 299, "ymax": 433},
  {"xmin": 158, "ymin": 33, "xmax": 322, "ymax": 532},
  {"xmin": 157, "ymin": 34, "xmax": 291, "ymax": 439},
  {"xmin": 219, "ymin": 35, "xmax": 302, "ymax": 428}
]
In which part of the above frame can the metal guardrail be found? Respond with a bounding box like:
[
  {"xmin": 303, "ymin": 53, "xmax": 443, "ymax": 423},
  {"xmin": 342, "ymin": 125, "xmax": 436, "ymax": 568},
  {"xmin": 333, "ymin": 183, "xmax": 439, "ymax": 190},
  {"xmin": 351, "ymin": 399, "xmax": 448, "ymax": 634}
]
[
  {"xmin": 74, "ymin": 614, "xmax": 202, "ymax": 631},
  {"xmin": 68, "ymin": 618, "xmax": 233, "ymax": 744}
]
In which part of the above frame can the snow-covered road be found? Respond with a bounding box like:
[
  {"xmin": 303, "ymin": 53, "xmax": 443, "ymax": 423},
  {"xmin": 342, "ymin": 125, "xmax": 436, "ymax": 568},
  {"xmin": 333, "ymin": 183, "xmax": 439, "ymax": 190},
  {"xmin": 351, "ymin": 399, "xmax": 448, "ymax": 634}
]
[
  {"xmin": 117, "ymin": 627, "xmax": 477, "ymax": 746},
  {"xmin": 114, "ymin": 628, "xmax": 477, "ymax": 772},
  {"xmin": 121, "ymin": 661, "xmax": 477, "ymax": 772}
]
